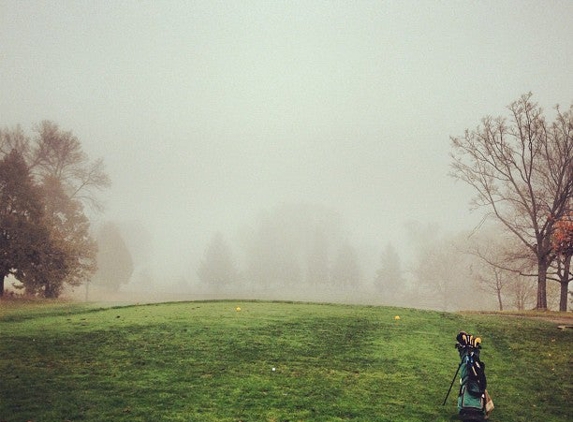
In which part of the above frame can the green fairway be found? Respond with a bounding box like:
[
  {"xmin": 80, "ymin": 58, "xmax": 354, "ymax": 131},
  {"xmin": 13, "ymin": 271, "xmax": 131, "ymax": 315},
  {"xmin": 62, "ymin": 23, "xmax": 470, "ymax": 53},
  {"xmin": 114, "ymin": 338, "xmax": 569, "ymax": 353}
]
[{"xmin": 0, "ymin": 300, "xmax": 571, "ymax": 421}]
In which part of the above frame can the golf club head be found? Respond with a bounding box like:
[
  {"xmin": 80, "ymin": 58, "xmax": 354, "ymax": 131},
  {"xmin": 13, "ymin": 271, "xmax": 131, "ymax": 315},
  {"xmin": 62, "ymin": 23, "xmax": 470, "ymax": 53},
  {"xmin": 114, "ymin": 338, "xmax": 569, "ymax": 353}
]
[{"xmin": 456, "ymin": 331, "xmax": 468, "ymax": 344}]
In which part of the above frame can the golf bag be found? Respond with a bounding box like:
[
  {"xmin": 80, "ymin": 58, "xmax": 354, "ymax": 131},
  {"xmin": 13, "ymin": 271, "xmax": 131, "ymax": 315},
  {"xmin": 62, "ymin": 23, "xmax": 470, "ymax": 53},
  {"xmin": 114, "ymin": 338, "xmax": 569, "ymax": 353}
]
[{"xmin": 455, "ymin": 331, "xmax": 492, "ymax": 421}]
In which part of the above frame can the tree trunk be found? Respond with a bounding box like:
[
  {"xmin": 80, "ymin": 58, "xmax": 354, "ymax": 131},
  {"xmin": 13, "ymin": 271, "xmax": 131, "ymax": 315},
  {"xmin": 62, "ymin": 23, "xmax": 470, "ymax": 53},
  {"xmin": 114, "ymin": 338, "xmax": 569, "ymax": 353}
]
[
  {"xmin": 0, "ymin": 273, "xmax": 4, "ymax": 297},
  {"xmin": 560, "ymin": 281, "xmax": 569, "ymax": 312},
  {"xmin": 44, "ymin": 278, "xmax": 57, "ymax": 298},
  {"xmin": 495, "ymin": 271, "xmax": 503, "ymax": 311},
  {"xmin": 559, "ymin": 255, "xmax": 571, "ymax": 312},
  {"xmin": 497, "ymin": 287, "xmax": 503, "ymax": 311},
  {"xmin": 536, "ymin": 260, "xmax": 548, "ymax": 310}
]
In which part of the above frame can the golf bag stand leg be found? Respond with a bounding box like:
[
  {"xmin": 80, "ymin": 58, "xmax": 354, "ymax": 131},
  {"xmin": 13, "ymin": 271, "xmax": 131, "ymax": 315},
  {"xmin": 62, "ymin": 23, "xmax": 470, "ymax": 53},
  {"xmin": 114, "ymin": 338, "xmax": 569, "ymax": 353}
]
[{"xmin": 442, "ymin": 362, "xmax": 462, "ymax": 406}]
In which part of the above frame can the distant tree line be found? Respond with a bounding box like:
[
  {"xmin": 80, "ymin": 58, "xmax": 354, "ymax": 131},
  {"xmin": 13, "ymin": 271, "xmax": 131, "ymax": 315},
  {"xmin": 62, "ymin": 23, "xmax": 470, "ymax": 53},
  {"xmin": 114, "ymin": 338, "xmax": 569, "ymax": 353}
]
[
  {"xmin": 195, "ymin": 206, "xmax": 564, "ymax": 311},
  {"xmin": 195, "ymin": 94, "xmax": 573, "ymax": 312},
  {"xmin": 0, "ymin": 122, "xmax": 110, "ymax": 298},
  {"xmin": 197, "ymin": 203, "xmax": 366, "ymax": 292}
]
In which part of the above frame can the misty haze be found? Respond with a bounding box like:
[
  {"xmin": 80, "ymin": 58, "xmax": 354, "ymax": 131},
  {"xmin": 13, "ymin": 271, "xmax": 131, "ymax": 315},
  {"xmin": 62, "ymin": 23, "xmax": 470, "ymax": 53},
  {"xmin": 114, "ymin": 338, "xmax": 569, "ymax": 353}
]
[{"xmin": 1, "ymin": 1, "xmax": 572, "ymax": 311}]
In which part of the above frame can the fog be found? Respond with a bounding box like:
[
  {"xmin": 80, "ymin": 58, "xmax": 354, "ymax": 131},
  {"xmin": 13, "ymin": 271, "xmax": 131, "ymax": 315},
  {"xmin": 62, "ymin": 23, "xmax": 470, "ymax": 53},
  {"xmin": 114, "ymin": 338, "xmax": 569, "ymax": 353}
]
[{"xmin": 1, "ymin": 1, "xmax": 572, "ymax": 308}]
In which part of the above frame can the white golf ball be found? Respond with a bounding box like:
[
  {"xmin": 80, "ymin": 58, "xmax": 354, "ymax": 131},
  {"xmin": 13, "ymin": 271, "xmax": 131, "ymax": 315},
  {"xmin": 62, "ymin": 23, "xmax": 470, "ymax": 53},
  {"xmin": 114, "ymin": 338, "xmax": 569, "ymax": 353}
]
[{"xmin": 272, "ymin": 367, "xmax": 276, "ymax": 371}]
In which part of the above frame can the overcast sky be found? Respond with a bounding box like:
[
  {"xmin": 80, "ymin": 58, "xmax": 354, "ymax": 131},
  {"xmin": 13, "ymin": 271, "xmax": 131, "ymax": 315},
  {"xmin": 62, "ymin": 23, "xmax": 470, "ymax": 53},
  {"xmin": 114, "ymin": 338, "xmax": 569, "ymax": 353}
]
[{"xmin": 1, "ymin": 1, "xmax": 573, "ymax": 280}]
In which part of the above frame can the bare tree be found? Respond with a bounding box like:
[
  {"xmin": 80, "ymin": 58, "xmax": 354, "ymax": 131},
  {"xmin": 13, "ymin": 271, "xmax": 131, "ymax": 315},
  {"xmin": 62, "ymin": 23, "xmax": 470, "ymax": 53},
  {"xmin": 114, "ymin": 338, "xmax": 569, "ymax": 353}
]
[
  {"xmin": 469, "ymin": 246, "xmax": 508, "ymax": 311},
  {"xmin": 508, "ymin": 277, "xmax": 537, "ymax": 311},
  {"xmin": 1, "ymin": 122, "xmax": 110, "ymax": 212},
  {"xmin": 0, "ymin": 125, "xmax": 30, "ymax": 157},
  {"xmin": 451, "ymin": 93, "xmax": 573, "ymax": 309},
  {"xmin": 31, "ymin": 121, "xmax": 111, "ymax": 211},
  {"xmin": 405, "ymin": 222, "xmax": 488, "ymax": 311},
  {"xmin": 466, "ymin": 225, "xmax": 537, "ymax": 310}
]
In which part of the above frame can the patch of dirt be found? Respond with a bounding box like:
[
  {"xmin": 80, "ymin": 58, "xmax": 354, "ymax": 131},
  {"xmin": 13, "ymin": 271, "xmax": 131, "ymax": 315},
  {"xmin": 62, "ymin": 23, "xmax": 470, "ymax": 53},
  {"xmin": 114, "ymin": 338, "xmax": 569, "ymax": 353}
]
[
  {"xmin": 466, "ymin": 311, "xmax": 573, "ymax": 329},
  {"xmin": 497, "ymin": 312, "xmax": 573, "ymax": 328}
]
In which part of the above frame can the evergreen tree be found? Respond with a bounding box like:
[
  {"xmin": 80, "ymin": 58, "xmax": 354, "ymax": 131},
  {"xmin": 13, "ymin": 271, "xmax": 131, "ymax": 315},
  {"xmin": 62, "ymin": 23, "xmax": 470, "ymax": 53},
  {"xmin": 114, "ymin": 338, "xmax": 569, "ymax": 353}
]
[
  {"xmin": 0, "ymin": 150, "xmax": 45, "ymax": 295},
  {"xmin": 0, "ymin": 122, "xmax": 109, "ymax": 297},
  {"xmin": 92, "ymin": 222, "xmax": 134, "ymax": 291},
  {"xmin": 197, "ymin": 232, "xmax": 238, "ymax": 288}
]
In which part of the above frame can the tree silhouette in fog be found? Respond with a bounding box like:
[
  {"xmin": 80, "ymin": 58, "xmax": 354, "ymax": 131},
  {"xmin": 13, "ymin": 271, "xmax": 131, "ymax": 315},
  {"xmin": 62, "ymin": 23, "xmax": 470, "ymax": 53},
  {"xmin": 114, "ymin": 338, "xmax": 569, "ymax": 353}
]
[
  {"xmin": 92, "ymin": 221, "xmax": 134, "ymax": 291},
  {"xmin": 374, "ymin": 243, "xmax": 405, "ymax": 299},
  {"xmin": 306, "ymin": 227, "xmax": 330, "ymax": 285},
  {"xmin": 331, "ymin": 241, "xmax": 362, "ymax": 288},
  {"xmin": 197, "ymin": 232, "xmax": 238, "ymax": 289},
  {"xmin": 243, "ymin": 203, "xmax": 346, "ymax": 289}
]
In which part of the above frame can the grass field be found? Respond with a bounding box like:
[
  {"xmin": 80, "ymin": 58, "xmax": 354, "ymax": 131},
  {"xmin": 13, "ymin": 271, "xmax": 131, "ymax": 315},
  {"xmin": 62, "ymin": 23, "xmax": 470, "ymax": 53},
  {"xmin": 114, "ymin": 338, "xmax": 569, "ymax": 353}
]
[{"xmin": 0, "ymin": 300, "xmax": 571, "ymax": 422}]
